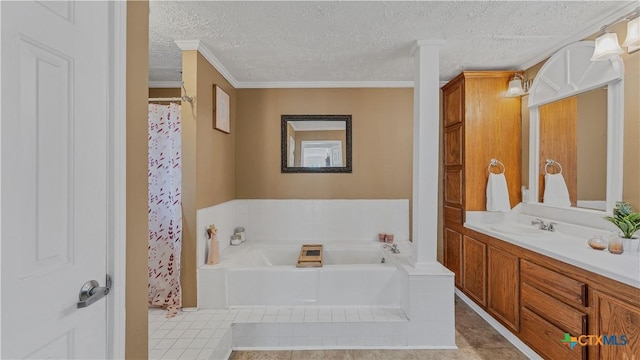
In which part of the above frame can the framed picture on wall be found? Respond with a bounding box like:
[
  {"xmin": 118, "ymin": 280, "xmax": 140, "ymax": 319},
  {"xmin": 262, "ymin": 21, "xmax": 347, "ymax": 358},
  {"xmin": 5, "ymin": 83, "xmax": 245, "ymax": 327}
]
[{"xmin": 213, "ymin": 85, "xmax": 230, "ymax": 133}]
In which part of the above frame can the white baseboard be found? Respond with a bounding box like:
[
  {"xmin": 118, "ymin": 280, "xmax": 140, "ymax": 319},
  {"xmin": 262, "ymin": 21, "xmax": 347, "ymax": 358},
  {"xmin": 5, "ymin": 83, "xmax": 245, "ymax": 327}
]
[{"xmin": 455, "ymin": 289, "xmax": 542, "ymax": 360}]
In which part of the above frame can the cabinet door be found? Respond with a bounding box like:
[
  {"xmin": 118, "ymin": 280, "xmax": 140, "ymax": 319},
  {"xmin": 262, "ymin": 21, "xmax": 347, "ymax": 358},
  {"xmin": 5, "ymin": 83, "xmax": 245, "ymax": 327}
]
[
  {"xmin": 444, "ymin": 169, "xmax": 463, "ymax": 206},
  {"xmin": 444, "ymin": 124, "xmax": 463, "ymax": 167},
  {"xmin": 594, "ymin": 292, "xmax": 640, "ymax": 359},
  {"xmin": 444, "ymin": 228, "xmax": 463, "ymax": 288},
  {"xmin": 462, "ymin": 235, "xmax": 486, "ymax": 306},
  {"xmin": 487, "ymin": 246, "xmax": 519, "ymax": 332},
  {"xmin": 444, "ymin": 81, "xmax": 463, "ymax": 127}
]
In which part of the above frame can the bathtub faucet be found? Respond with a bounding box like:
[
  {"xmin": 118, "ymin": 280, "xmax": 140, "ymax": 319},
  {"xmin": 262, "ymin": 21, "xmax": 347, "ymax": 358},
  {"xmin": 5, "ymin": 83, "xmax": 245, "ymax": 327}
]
[{"xmin": 383, "ymin": 243, "xmax": 400, "ymax": 254}]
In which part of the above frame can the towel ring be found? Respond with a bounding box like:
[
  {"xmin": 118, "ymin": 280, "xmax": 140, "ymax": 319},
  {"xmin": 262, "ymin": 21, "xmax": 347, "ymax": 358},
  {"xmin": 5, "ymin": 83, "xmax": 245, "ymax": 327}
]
[
  {"xmin": 544, "ymin": 159, "xmax": 563, "ymax": 175},
  {"xmin": 487, "ymin": 158, "xmax": 505, "ymax": 174}
]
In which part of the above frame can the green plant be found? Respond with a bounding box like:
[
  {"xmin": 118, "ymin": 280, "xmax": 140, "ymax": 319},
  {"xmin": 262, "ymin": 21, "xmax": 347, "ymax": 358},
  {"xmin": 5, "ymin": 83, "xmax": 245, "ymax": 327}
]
[{"xmin": 604, "ymin": 202, "xmax": 640, "ymax": 239}]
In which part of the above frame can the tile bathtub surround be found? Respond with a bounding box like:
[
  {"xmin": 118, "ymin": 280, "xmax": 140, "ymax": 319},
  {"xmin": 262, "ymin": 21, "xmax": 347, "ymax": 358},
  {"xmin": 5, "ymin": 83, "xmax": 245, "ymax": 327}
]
[
  {"xmin": 148, "ymin": 306, "xmax": 409, "ymax": 360},
  {"xmin": 148, "ymin": 297, "xmax": 527, "ymax": 360},
  {"xmin": 229, "ymin": 298, "xmax": 527, "ymax": 359},
  {"xmin": 197, "ymin": 199, "xmax": 410, "ymax": 265}
]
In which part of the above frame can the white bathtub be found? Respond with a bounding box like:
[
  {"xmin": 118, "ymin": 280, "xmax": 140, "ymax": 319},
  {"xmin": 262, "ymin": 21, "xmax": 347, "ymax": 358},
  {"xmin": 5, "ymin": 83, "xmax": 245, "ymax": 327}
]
[{"xmin": 199, "ymin": 242, "xmax": 402, "ymax": 308}]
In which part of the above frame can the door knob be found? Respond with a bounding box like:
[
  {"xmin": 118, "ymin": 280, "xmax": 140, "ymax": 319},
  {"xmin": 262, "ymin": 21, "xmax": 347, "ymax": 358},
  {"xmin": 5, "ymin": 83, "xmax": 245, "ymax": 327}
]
[{"xmin": 77, "ymin": 275, "xmax": 111, "ymax": 308}]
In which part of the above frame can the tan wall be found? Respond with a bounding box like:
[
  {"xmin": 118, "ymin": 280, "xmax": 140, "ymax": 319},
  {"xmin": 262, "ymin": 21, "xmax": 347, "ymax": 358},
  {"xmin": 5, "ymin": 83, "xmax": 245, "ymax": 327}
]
[
  {"xmin": 522, "ymin": 21, "xmax": 640, "ymax": 209},
  {"xmin": 180, "ymin": 52, "xmax": 236, "ymax": 306},
  {"xmin": 293, "ymin": 130, "xmax": 347, "ymax": 166},
  {"xmin": 125, "ymin": 1, "xmax": 148, "ymax": 358},
  {"xmin": 235, "ymin": 88, "xmax": 413, "ymax": 208}
]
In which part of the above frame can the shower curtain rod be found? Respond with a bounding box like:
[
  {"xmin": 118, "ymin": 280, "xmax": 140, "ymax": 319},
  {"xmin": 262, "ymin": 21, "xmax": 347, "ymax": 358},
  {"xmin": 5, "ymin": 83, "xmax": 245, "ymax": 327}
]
[
  {"xmin": 148, "ymin": 96, "xmax": 193, "ymax": 103},
  {"xmin": 148, "ymin": 82, "xmax": 193, "ymax": 103}
]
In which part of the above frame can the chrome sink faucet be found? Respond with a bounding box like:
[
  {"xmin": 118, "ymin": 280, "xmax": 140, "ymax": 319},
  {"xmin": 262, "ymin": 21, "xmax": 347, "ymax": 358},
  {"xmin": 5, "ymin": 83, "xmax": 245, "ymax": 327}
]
[{"xmin": 531, "ymin": 218, "xmax": 557, "ymax": 232}]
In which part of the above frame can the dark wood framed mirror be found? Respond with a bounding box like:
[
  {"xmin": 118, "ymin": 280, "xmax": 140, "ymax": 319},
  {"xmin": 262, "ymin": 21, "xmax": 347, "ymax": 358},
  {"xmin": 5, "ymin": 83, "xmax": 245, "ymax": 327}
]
[{"xmin": 281, "ymin": 114, "xmax": 352, "ymax": 173}]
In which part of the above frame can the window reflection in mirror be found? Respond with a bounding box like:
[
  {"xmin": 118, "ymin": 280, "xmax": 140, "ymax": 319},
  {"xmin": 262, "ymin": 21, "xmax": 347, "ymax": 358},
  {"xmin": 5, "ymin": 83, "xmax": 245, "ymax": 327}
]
[
  {"xmin": 538, "ymin": 86, "xmax": 607, "ymax": 210},
  {"xmin": 281, "ymin": 115, "xmax": 352, "ymax": 173}
]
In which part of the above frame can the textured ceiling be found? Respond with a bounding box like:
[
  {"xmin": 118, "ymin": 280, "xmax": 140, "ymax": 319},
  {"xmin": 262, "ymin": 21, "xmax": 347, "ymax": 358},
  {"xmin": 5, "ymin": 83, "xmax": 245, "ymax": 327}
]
[{"xmin": 149, "ymin": 1, "xmax": 635, "ymax": 85}]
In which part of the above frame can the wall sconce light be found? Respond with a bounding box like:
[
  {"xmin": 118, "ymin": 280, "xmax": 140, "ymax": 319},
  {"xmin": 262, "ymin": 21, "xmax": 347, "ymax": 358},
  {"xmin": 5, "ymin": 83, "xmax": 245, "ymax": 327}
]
[
  {"xmin": 622, "ymin": 16, "xmax": 640, "ymax": 52},
  {"xmin": 591, "ymin": 7, "xmax": 640, "ymax": 61},
  {"xmin": 591, "ymin": 31, "xmax": 624, "ymax": 60},
  {"xmin": 505, "ymin": 74, "xmax": 532, "ymax": 97}
]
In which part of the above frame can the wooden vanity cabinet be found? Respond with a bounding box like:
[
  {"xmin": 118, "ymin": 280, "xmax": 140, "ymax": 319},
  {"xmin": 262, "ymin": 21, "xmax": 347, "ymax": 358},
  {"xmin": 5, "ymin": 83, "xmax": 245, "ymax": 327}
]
[
  {"xmin": 439, "ymin": 71, "xmax": 640, "ymax": 359},
  {"xmin": 449, "ymin": 228, "xmax": 640, "ymax": 360}
]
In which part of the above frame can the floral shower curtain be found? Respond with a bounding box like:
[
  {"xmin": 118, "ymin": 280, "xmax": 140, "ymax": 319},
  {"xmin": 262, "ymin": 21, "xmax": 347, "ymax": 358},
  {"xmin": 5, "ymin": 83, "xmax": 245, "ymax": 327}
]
[{"xmin": 148, "ymin": 103, "xmax": 182, "ymax": 317}]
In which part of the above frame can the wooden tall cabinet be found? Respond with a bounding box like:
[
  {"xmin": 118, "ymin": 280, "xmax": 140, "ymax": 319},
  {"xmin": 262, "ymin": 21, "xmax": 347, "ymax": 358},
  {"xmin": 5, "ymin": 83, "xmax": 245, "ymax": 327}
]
[
  {"xmin": 441, "ymin": 71, "xmax": 522, "ymax": 222},
  {"xmin": 441, "ymin": 71, "xmax": 522, "ymax": 292}
]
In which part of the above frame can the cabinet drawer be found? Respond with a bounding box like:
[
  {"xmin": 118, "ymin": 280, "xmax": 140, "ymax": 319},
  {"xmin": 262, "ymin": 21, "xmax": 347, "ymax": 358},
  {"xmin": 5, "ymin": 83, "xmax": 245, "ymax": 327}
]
[
  {"xmin": 522, "ymin": 282, "xmax": 587, "ymax": 336},
  {"xmin": 521, "ymin": 307, "xmax": 586, "ymax": 360},
  {"xmin": 521, "ymin": 260, "xmax": 587, "ymax": 308}
]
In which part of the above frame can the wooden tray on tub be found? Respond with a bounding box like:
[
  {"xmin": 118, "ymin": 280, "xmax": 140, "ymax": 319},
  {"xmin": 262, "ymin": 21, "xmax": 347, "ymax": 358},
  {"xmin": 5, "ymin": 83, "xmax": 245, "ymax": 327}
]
[{"xmin": 296, "ymin": 244, "xmax": 323, "ymax": 267}]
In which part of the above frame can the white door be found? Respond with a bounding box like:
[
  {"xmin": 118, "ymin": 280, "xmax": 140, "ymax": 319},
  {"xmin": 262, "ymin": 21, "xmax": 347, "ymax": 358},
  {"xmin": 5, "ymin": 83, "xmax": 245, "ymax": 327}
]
[{"xmin": 2, "ymin": 1, "xmax": 115, "ymax": 359}]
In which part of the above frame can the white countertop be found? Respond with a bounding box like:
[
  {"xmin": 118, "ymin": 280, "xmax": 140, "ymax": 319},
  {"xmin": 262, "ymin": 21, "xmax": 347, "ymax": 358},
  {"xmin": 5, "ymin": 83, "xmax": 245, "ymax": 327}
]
[{"xmin": 465, "ymin": 221, "xmax": 640, "ymax": 289}]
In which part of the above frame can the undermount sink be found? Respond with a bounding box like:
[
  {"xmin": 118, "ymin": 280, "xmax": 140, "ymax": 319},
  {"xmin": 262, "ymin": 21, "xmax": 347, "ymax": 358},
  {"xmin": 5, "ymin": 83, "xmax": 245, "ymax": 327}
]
[{"xmin": 490, "ymin": 223, "xmax": 553, "ymax": 237}]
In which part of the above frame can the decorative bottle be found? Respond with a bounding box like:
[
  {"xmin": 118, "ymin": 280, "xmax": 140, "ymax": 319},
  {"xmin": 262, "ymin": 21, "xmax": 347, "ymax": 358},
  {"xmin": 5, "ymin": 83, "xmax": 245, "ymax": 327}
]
[{"xmin": 207, "ymin": 225, "xmax": 220, "ymax": 264}]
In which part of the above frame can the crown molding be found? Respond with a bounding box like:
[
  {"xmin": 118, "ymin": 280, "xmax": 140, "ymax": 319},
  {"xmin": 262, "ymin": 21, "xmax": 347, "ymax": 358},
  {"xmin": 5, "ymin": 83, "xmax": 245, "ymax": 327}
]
[
  {"xmin": 235, "ymin": 81, "xmax": 414, "ymax": 89},
  {"xmin": 148, "ymin": 81, "xmax": 182, "ymax": 88},
  {"xmin": 519, "ymin": 2, "xmax": 639, "ymax": 70},
  {"xmin": 172, "ymin": 40, "xmax": 449, "ymax": 89},
  {"xmin": 147, "ymin": 79, "xmax": 451, "ymax": 89},
  {"xmin": 174, "ymin": 39, "xmax": 239, "ymax": 87},
  {"xmin": 173, "ymin": 39, "xmax": 200, "ymax": 51}
]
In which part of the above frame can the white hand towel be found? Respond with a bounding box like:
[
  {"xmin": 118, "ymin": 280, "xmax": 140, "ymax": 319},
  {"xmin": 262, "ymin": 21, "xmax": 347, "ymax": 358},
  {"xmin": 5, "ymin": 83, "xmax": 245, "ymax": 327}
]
[
  {"xmin": 543, "ymin": 173, "xmax": 572, "ymax": 207},
  {"xmin": 486, "ymin": 173, "xmax": 511, "ymax": 212}
]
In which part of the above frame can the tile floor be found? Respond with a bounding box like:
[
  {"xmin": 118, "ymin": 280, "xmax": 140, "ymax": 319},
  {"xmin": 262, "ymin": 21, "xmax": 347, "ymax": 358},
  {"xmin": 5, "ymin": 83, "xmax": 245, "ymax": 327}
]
[{"xmin": 149, "ymin": 296, "xmax": 529, "ymax": 360}]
